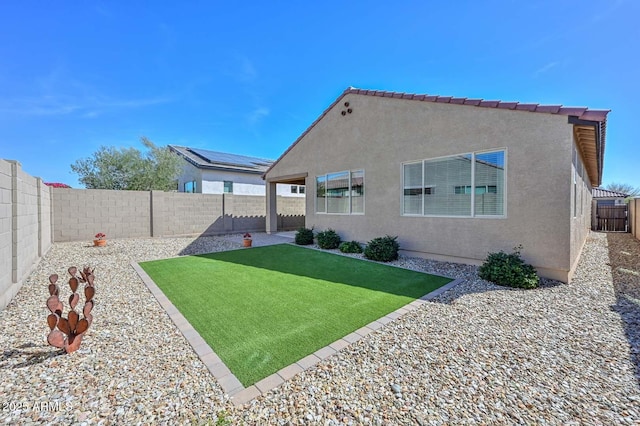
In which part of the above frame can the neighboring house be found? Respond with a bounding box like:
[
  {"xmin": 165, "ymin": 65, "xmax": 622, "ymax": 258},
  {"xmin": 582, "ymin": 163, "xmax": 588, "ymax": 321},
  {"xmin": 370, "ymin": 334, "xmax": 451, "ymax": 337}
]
[
  {"xmin": 169, "ymin": 145, "xmax": 304, "ymax": 197},
  {"xmin": 591, "ymin": 187, "xmax": 629, "ymax": 232},
  {"xmin": 263, "ymin": 87, "xmax": 609, "ymax": 282},
  {"xmin": 592, "ymin": 187, "xmax": 628, "ymax": 206}
]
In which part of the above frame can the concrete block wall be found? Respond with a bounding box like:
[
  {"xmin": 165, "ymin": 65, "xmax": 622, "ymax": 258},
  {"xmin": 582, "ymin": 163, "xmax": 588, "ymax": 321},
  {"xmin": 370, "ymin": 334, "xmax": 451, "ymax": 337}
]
[
  {"xmin": 0, "ymin": 160, "xmax": 52, "ymax": 310},
  {"xmin": 40, "ymin": 181, "xmax": 52, "ymax": 256},
  {"xmin": 276, "ymin": 195, "xmax": 306, "ymax": 230},
  {"xmin": 15, "ymin": 166, "xmax": 40, "ymax": 281},
  {"xmin": 53, "ymin": 188, "xmax": 151, "ymax": 242},
  {"xmin": 52, "ymin": 189, "xmax": 305, "ymax": 242},
  {"xmin": 630, "ymin": 198, "xmax": 639, "ymax": 240},
  {"xmin": 151, "ymin": 191, "xmax": 224, "ymax": 237},
  {"xmin": 0, "ymin": 161, "xmax": 13, "ymax": 309},
  {"xmin": 226, "ymin": 194, "xmax": 267, "ymax": 232}
]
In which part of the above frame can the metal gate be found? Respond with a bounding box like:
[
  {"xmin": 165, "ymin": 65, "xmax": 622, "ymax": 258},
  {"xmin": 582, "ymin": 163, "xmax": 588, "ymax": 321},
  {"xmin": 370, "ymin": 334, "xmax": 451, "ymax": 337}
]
[{"xmin": 595, "ymin": 205, "xmax": 628, "ymax": 232}]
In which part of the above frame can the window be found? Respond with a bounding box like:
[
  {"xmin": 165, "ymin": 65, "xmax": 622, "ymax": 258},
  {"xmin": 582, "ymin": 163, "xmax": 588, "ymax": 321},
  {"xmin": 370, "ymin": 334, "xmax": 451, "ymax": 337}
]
[
  {"xmin": 403, "ymin": 162, "xmax": 423, "ymax": 214},
  {"xmin": 424, "ymin": 154, "xmax": 473, "ymax": 216},
  {"xmin": 184, "ymin": 180, "xmax": 196, "ymax": 193},
  {"xmin": 299, "ymin": 186, "xmax": 305, "ymax": 194},
  {"xmin": 316, "ymin": 170, "xmax": 364, "ymax": 214},
  {"xmin": 571, "ymin": 145, "xmax": 578, "ymax": 217},
  {"xmin": 350, "ymin": 170, "xmax": 364, "ymax": 214},
  {"xmin": 224, "ymin": 181, "xmax": 233, "ymax": 194},
  {"xmin": 577, "ymin": 155, "xmax": 584, "ymax": 216},
  {"xmin": 474, "ymin": 151, "xmax": 504, "ymax": 216},
  {"xmin": 327, "ymin": 171, "xmax": 349, "ymax": 213},
  {"xmin": 291, "ymin": 185, "xmax": 298, "ymax": 194},
  {"xmin": 403, "ymin": 150, "xmax": 505, "ymax": 217},
  {"xmin": 316, "ymin": 175, "xmax": 326, "ymax": 213}
]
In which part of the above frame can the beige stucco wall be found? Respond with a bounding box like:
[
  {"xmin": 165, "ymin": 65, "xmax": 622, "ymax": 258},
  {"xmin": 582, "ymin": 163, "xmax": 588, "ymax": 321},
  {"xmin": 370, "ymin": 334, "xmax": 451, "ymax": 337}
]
[
  {"xmin": 267, "ymin": 93, "xmax": 582, "ymax": 281},
  {"xmin": 568, "ymin": 140, "xmax": 593, "ymax": 281}
]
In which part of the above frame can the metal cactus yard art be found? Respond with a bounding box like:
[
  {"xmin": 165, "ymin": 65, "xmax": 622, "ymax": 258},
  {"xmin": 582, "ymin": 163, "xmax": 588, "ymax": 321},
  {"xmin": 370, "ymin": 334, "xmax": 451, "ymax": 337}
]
[{"xmin": 46, "ymin": 267, "xmax": 96, "ymax": 353}]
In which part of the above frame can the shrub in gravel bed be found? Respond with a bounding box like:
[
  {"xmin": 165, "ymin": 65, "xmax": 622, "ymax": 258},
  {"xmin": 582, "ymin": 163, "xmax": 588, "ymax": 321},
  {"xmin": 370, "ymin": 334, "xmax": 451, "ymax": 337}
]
[
  {"xmin": 339, "ymin": 240, "xmax": 363, "ymax": 253},
  {"xmin": 295, "ymin": 227, "xmax": 314, "ymax": 245},
  {"xmin": 364, "ymin": 236, "xmax": 399, "ymax": 262},
  {"xmin": 316, "ymin": 229, "xmax": 341, "ymax": 249},
  {"xmin": 478, "ymin": 245, "xmax": 539, "ymax": 289}
]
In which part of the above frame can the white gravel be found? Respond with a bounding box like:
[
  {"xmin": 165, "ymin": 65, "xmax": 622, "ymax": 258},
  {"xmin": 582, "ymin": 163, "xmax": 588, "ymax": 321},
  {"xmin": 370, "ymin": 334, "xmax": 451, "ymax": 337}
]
[{"xmin": 0, "ymin": 232, "xmax": 638, "ymax": 425}]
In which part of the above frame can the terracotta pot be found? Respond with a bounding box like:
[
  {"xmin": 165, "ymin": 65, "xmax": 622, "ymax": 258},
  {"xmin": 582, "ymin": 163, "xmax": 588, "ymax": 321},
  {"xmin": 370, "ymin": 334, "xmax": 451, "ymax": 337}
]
[
  {"xmin": 93, "ymin": 239, "xmax": 107, "ymax": 247},
  {"xmin": 243, "ymin": 238, "xmax": 252, "ymax": 247}
]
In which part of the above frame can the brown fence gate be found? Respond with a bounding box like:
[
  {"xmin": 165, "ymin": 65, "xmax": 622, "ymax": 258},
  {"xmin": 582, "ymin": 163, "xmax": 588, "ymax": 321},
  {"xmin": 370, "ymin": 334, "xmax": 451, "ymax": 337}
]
[{"xmin": 595, "ymin": 205, "xmax": 628, "ymax": 232}]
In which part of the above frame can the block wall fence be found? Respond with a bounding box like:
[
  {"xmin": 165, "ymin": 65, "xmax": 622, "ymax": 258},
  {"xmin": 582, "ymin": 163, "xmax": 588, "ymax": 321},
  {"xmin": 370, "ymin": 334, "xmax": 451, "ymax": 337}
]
[
  {"xmin": 630, "ymin": 198, "xmax": 640, "ymax": 240},
  {"xmin": 0, "ymin": 160, "xmax": 53, "ymax": 310},
  {"xmin": 51, "ymin": 188, "xmax": 305, "ymax": 242},
  {"xmin": 1, "ymin": 170, "xmax": 304, "ymax": 309}
]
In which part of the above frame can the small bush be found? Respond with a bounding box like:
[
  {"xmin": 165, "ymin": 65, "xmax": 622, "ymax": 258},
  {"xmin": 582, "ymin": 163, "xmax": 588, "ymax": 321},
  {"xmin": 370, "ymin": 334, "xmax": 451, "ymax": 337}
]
[
  {"xmin": 364, "ymin": 235, "xmax": 399, "ymax": 262},
  {"xmin": 316, "ymin": 229, "xmax": 341, "ymax": 249},
  {"xmin": 339, "ymin": 240, "xmax": 363, "ymax": 254},
  {"xmin": 478, "ymin": 245, "xmax": 539, "ymax": 289},
  {"xmin": 295, "ymin": 227, "xmax": 314, "ymax": 245}
]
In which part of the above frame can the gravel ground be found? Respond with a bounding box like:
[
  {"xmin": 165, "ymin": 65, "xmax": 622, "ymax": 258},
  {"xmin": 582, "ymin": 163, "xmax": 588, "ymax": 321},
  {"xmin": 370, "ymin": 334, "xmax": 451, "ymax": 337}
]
[{"xmin": 0, "ymin": 232, "xmax": 639, "ymax": 425}]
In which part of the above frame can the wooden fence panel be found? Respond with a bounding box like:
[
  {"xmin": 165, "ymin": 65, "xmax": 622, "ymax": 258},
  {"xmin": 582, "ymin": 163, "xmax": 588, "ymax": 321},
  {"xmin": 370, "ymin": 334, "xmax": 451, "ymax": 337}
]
[{"xmin": 595, "ymin": 205, "xmax": 628, "ymax": 232}]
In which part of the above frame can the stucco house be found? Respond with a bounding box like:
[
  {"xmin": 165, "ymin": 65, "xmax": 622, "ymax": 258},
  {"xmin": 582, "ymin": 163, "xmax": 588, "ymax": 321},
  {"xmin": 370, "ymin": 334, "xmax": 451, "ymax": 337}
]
[
  {"xmin": 169, "ymin": 145, "xmax": 304, "ymax": 197},
  {"xmin": 263, "ymin": 87, "xmax": 609, "ymax": 282}
]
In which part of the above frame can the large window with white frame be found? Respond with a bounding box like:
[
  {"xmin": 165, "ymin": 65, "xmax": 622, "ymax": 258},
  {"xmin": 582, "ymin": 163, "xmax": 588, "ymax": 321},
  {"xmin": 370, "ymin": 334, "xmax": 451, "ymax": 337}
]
[
  {"xmin": 316, "ymin": 170, "xmax": 364, "ymax": 214},
  {"xmin": 402, "ymin": 150, "xmax": 505, "ymax": 217}
]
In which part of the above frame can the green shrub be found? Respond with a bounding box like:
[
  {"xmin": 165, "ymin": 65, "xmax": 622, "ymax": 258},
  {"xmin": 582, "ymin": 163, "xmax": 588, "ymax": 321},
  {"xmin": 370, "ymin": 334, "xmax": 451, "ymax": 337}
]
[
  {"xmin": 294, "ymin": 227, "xmax": 314, "ymax": 245},
  {"xmin": 316, "ymin": 229, "xmax": 341, "ymax": 249},
  {"xmin": 478, "ymin": 245, "xmax": 539, "ymax": 289},
  {"xmin": 364, "ymin": 236, "xmax": 399, "ymax": 262},
  {"xmin": 339, "ymin": 240, "xmax": 363, "ymax": 254}
]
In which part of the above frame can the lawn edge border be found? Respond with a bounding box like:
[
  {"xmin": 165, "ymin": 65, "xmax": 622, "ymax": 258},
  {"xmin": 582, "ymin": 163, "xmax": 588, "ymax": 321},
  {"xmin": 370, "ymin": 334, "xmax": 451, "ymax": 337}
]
[
  {"xmin": 287, "ymin": 242, "xmax": 456, "ymax": 280},
  {"xmin": 131, "ymin": 260, "xmax": 463, "ymax": 407}
]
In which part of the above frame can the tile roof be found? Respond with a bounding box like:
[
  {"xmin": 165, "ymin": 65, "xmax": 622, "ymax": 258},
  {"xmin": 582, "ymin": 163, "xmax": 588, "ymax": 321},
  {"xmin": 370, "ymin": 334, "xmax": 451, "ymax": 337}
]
[
  {"xmin": 345, "ymin": 87, "xmax": 610, "ymax": 121},
  {"xmin": 264, "ymin": 87, "xmax": 610, "ymax": 180},
  {"xmin": 592, "ymin": 187, "xmax": 629, "ymax": 198},
  {"xmin": 170, "ymin": 145, "xmax": 273, "ymax": 173}
]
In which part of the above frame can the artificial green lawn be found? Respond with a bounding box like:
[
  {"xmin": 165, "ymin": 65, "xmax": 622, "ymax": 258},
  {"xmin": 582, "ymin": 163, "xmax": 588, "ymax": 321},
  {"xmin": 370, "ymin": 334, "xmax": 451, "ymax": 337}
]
[{"xmin": 139, "ymin": 244, "xmax": 451, "ymax": 386}]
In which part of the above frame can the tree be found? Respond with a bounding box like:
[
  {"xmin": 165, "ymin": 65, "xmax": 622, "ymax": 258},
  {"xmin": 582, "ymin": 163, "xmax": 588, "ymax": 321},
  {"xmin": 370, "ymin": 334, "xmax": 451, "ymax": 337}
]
[
  {"xmin": 605, "ymin": 182, "xmax": 640, "ymax": 197},
  {"xmin": 71, "ymin": 138, "xmax": 182, "ymax": 191}
]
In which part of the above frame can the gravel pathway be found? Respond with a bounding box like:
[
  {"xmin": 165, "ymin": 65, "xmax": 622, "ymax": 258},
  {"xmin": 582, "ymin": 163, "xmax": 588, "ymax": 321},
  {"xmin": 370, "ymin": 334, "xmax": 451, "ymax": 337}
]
[{"xmin": 0, "ymin": 232, "xmax": 638, "ymax": 424}]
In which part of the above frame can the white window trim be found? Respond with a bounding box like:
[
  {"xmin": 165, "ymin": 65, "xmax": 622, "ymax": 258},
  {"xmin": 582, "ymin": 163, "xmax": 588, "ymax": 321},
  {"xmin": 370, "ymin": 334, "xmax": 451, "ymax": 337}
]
[
  {"xmin": 315, "ymin": 169, "xmax": 365, "ymax": 215},
  {"xmin": 401, "ymin": 148, "xmax": 507, "ymax": 218}
]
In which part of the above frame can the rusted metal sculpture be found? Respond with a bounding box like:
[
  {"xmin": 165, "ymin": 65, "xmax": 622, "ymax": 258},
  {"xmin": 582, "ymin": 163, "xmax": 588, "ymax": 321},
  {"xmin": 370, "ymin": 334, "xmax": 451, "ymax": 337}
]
[{"xmin": 46, "ymin": 267, "xmax": 95, "ymax": 353}]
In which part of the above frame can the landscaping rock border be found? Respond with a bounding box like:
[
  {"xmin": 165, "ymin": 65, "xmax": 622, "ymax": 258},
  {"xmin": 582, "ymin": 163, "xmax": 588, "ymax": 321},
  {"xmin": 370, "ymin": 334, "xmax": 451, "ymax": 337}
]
[{"xmin": 0, "ymin": 232, "xmax": 638, "ymax": 424}]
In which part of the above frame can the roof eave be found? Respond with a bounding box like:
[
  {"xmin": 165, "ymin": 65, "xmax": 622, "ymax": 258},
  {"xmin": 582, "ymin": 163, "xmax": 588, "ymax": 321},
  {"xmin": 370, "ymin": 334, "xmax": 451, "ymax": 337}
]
[
  {"xmin": 264, "ymin": 88, "xmax": 611, "ymax": 186},
  {"xmin": 263, "ymin": 88, "xmax": 353, "ymax": 179},
  {"xmin": 568, "ymin": 115, "xmax": 609, "ymax": 187}
]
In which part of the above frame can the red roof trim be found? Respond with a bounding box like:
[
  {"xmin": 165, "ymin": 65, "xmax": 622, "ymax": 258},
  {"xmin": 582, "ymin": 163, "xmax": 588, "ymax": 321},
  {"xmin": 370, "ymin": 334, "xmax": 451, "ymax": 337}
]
[{"xmin": 263, "ymin": 87, "xmax": 610, "ymax": 179}]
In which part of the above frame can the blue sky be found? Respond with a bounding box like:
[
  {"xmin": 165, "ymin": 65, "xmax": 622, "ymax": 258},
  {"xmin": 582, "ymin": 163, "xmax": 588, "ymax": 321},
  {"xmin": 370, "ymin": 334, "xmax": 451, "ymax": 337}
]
[{"xmin": 1, "ymin": 1, "xmax": 637, "ymax": 188}]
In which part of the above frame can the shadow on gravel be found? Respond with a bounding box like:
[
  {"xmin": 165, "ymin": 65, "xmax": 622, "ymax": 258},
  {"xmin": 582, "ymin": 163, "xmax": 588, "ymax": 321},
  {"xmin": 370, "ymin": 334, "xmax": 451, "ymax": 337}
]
[
  {"xmin": 605, "ymin": 232, "xmax": 640, "ymax": 388},
  {"xmin": 0, "ymin": 344, "xmax": 65, "ymax": 369}
]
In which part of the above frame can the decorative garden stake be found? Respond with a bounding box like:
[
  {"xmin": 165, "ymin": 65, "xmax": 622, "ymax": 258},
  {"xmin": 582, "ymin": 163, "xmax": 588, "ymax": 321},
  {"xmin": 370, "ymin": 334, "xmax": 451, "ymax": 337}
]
[{"xmin": 46, "ymin": 266, "xmax": 96, "ymax": 353}]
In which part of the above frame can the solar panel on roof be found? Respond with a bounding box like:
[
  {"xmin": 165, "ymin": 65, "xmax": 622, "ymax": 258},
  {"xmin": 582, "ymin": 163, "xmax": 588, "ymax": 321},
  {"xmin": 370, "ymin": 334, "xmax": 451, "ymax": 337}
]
[{"xmin": 189, "ymin": 148, "xmax": 273, "ymax": 168}]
